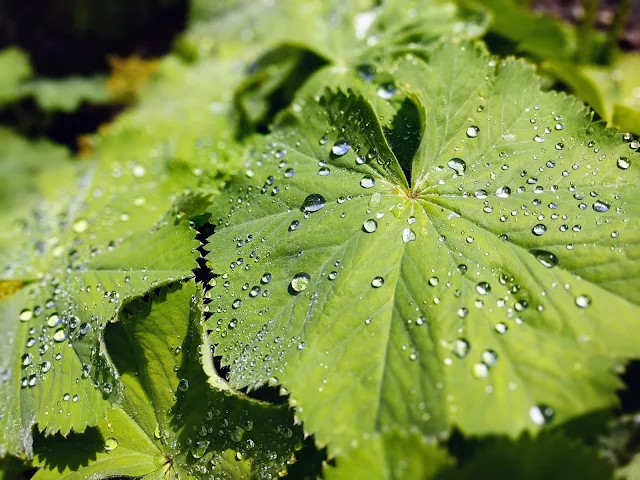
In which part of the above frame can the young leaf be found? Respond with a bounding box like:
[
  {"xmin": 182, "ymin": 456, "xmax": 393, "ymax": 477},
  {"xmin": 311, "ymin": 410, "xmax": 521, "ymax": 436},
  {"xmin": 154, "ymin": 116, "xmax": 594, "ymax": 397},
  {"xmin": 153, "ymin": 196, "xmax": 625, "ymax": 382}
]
[
  {"xmin": 33, "ymin": 281, "xmax": 303, "ymax": 479},
  {"xmin": 324, "ymin": 430, "xmax": 454, "ymax": 480},
  {"xmin": 205, "ymin": 42, "xmax": 640, "ymax": 455}
]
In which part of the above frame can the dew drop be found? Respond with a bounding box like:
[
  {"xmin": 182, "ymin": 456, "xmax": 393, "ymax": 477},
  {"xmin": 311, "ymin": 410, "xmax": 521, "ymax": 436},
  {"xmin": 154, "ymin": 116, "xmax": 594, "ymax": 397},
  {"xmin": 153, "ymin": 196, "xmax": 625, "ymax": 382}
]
[
  {"xmin": 592, "ymin": 200, "xmax": 610, "ymax": 213},
  {"xmin": 332, "ymin": 140, "xmax": 351, "ymax": 156},
  {"xmin": 72, "ymin": 219, "xmax": 88, "ymax": 233},
  {"xmin": 496, "ymin": 186, "xmax": 511, "ymax": 198},
  {"xmin": 19, "ymin": 309, "xmax": 33, "ymax": 322},
  {"xmin": 532, "ymin": 224, "xmax": 547, "ymax": 236},
  {"xmin": 447, "ymin": 158, "xmax": 466, "ymax": 176},
  {"xmin": 466, "ymin": 126, "xmax": 479, "ymax": 138},
  {"xmin": 301, "ymin": 194, "xmax": 326, "ymax": 213},
  {"xmin": 289, "ymin": 220, "xmax": 300, "ymax": 231},
  {"xmin": 371, "ymin": 276, "xmax": 384, "ymax": 288},
  {"xmin": 529, "ymin": 405, "xmax": 554, "ymax": 425},
  {"xmin": 453, "ymin": 339, "xmax": 470, "ymax": 358},
  {"xmin": 104, "ymin": 437, "xmax": 119, "ymax": 451},
  {"xmin": 53, "ymin": 329, "xmax": 67, "ymax": 343},
  {"xmin": 475, "ymin": 282, "xmax": 491, "ymax": 295},
  {"xmin": 617, "ymin": 157, "xmax": 630, "ymax": 170},
  {"xmin": 472, "ymin": 363, "xmax": 489, "ymax": 379},
  {"xmin": 529, "ymin": 249, "xmax": 558, "ymax": 268},
  {"xmin": 360, "ymin": 176, "xmax": 375, "ymax": 188},
  {"xmin": 575, "ymin": 295, "xmax": 591, "ymax": 309},
  {"xmin": 290, "ymin": 273, "xmax": 311, "ymax": 293},
  {"xmin": 402, "ymin": 228, "xmax": 416, "ymax": 243},
  {"xmin": 261, "ymin": 272, "xmax": 272, "ymax": 284},
  {"xmin": 363, "ymin": 219, "xmax": 378, "ymax": 233}
]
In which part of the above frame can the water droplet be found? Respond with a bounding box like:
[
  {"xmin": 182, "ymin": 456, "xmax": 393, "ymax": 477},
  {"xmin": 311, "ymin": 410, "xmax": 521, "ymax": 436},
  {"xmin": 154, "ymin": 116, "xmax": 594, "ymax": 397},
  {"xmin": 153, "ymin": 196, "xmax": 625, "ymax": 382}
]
[
  {"xmin": 447, "ymin": 158, "xmax": 466, "ymax": 175},
  {"xmin": 284, "ymin": 168, "xmax": 295, "ymax": 178},
  {"xmin": 371, "ymin": 277, "xmax": 384, "ymax": 288},
  {"xmin": 496, "ymin": 186, "xmax": 511, "ymax": 198},
  {"xmin": 453, "ymin": 339, "xmax": 470, "ymax": 358},
  {"xmin": 192, "ymin": 440, "xmax": 209, "ymax": 459},
  {"xmin": 290, "ymin": 273, "xmax": 311, "ymax": 293},
  {"xmin": 289, "ymin": 220, "xmax": 300, "ymax": 231},
  {"xmin": 21, "ymin": 353, "xmax": 32, "ymax": 367},
  {"xmin": 356, "ymin": 63, "xmax": 375, "ymax": 81},
  {"xmin": 529, "ymin": 249, "xmax": 558, "ymax": 268},
  {"xmin": 575, "ymin": 295, "xmax": 591, "ymax": 309},
  {"xmin": 328, "ymin": 271, "xmax": 338, "ymax": 280},
  {"xmin": 72, "ymin": 219, "xmax": 88, "ymax": 233},
  {"xmin": 46, "ymin": 313, "xmax": 61, "ymax": 328},
  {"xmin": 466, "ymin": 126, "xmax": 479, "ymax": 138},
  {"xmin": 617, "ymin": 157, "xmax": 630, "ymax": 170},
  {"xmin": 363, "ymin": 219, "xmax": 378, "ymax": 233},
  {"xmin": 301, "ymin": 194, "xmax": 326, "ymax": 213},
  {"xmin": 261, "ymin": 273, "xmax": 272, "ymax": 284},
  {"xmin": 532, "ymin": 224, "xmax": 547, "ymax": 236},
  {"xmin": 472, "ymin": 363, "xmax": 489, "ymax": 379},
  {"xmin": 428, "ymin": 276, "xmax": 439, "ymax": 286},
  {"xmin": 592, "ymin": 200, "xmax": 610, "ymax": 213},
  {"xmin": 104, "ymin": 437, "xmax": 119, "ymax": 451},
  {"xmin": 178, "ymin": 378, "xmax": 189, "ymax": 392},
  {"xmin": 318, "ymin": 167, "xmax": 331, "ymax": 176},
  {"xmin": 475, "ymin": 282, "xmax": 491, "ymax": 295},
  {"xmin": 332, "ymin": 140, "xmax": 351, "ymax": 156},
  {"xmin": 19, "ymin": 309, "xmax": 33, "ymax": 322},
  {"xmin": 529, "ymin": 405, "xmax": 554, "ymax": 425},
  {"xmin": 53, "ymin": 329, "xmax": 67, "ymax": 343},
  {"xmin": 402, "ymin": 228, "xmax": 416, "ymax": 243},
  {"xmin": 232, "ymin": 299, "xmax": 242, "ymax": 309},
  {"xmin": 297, "ymin": 341, "xmax": 306, "ymax": 350},
  {"xmin": 377, "ymin": 83, "xmax": 395, "ymax": 99},
  {"xmin": 249, "ymin": 286, "xmax": 261, "ymax": 297},
  {"xmin": 482, "ymin": 349, "xmax": 498, "ymax": 366},
  {"xmin": 360, "ymin": 176, "xmax": 375, "ymax": 188}
]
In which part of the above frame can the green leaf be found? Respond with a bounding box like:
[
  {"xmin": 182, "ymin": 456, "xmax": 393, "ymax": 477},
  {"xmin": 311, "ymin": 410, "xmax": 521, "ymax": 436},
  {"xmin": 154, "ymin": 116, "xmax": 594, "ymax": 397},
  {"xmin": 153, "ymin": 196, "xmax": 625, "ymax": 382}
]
[
  {"xmin": 439, "ymin": 434, "xmax": 613, "ymax": 480},
  {"xmin": 205, "ymin": 42, "xmax": 640, "ymax": 455},
  {"xmin": 475, "ymin": 0, "xmax": 577, "ymax": 60},
  {"xmin": 0, "ymin": 48, "xmax": 32, "ymax": 106},
  {"xmin": 187, "ymin": 0, "xmax": 488, "ymax": 130},
  {"xmin": 544, "ymin": 52, "xmax": 640, "ymax": 134},
  {"xmin": 324, "ymin": 430, "xmax": 454, "ymax": 480},
  {"xmin": 33, "ymin": 281, "xmax": 303, "ymax": 479},
  {"xmin": 21, "ymin": 76, "xmax": 109, "ymax": 112},
  {"xmin": 0, "ymin": 150, "xmax": 199, "ymax": 457}
]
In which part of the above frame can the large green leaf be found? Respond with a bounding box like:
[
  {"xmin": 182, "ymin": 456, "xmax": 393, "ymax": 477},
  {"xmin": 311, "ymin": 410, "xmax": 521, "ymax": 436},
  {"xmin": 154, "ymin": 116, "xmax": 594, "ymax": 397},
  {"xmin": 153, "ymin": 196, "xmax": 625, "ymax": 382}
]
[
  {"xmin": 205, "ymin": 42, "xmax": 640, "ymax": 456},
  {"xmin": 33, "ymin": 281, "xmax": 303, "ymax": 479}
]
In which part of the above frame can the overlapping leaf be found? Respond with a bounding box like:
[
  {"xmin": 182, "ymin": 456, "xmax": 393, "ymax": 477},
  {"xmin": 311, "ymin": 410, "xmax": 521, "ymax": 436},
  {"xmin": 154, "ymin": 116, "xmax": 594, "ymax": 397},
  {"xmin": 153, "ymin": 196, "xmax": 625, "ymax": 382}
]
[
  {"xmin": 205, "ymin": 42, "xmax": 640, "ymax": 457},
  {"xmin": 324, "ymin": 430, "xmax": 453, "ymax": 480},
  {"xmin": 33, "ymin": 281, "xmax": 303, "ymax": 479}
]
